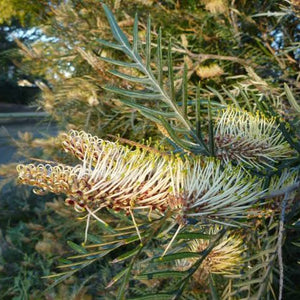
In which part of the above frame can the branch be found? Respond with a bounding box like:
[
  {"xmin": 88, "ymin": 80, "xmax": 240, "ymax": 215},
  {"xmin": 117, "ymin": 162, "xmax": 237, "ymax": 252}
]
[
  {"xmin": 277, "ymin": 192, "xmax": 289, "ymax": 300},
  {"xmin": 171, "ymin": 46, "xmax": 256, "ymax": 67},
  {"xmin": 189, "ymin": 52, "xmax": 255, "ymax": 67}
]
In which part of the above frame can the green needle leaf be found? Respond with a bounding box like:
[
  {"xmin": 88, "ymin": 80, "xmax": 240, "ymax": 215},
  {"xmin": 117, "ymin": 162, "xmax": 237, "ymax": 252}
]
[
  {"xmin": 182, "ymin": 63, "xmax": 188, "ymax": 118},
  {"xmin": 120, "ymin": 99, "xmax": 176, "ymax": 117},
  {"xmin": 108, "ymin": 69, "xmax": 151, "ymax": 84},
  {"xmin": 196, "ymin": 84, "xmax": 202, "ymax": 139},
  {"xmin": 136, "ymin": 270, "xmax": 186, "ymax": 280},
  {"xmin": 128, "ymin": 294, "xmax": 172, "ymax": 300},
  {"xmin": 209, "ymin": 275, "xmax": 220, "ymax": 300},
  {"xmin": 99, "ymin": 56, "xmax": 140, "ymax": 69},
  {"xmin": 175, "ymin": 232, "xmax": 212, "ymax": 240},
  {"xmin": 159, "ymin": 116, "xmax": 203, "ymax": 152},
  {"xmin": 157, "ymin": 27, "xmax": 163, "ymax": 86},
  {"xmin": 102, "ymin": 3, "xmax": 131, "ymax": 49},
  {"xmin": 168, "ymin": 42, "xmax": 175, "ymax": 102},
  {"xmin": 67, "ymin": 241, "xmax": 88, "ymax": 254},
  {"xmin": 133, "ymin": 13, "xmax": 139, "ymax": 54},
  {"xmin": 284, "ymin": 83, "xmax": 300, "ymax": 113},
  {"xmin": 106, "ymin": 268, "xmax": 129, "ymax": 289},
  {"xmin": 112, "ymin": 245, "xmax": 142, "ymax": 263},
  {"xmin": 146, "ymin": 15, "xmax": 151, "ymax": 70},
  {"xmin": 153, "ymin": 252, "xmax": 200, "ymax": 263},
  {"xmin": 104, "ymin": 85, "xmax": 163, "ymax": 100},
  {"xmin": 96, "ymin": 38, "xmax": 125, "ymax": 51},
  {"xmin": 207, "ymin": 98, "xmax": 215, "ymax": 156}
]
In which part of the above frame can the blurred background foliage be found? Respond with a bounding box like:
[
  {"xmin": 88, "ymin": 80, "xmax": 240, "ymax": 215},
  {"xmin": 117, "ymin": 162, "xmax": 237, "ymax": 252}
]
[{"xmin": 0, "ymin": 0, "xmax": 299, "ymax": 299}]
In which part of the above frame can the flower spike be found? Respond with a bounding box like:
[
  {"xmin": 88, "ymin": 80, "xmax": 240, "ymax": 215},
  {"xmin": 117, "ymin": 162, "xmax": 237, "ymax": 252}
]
[
  {"xmin": 17, "ymin": 130, "xmax": 265, "ymax": 239},
  {"xmin": 214, "ymin": 106, "xmax": 293, "ymax": 169},
  {"xmin": 176, "ymin": 227, "xmax": 244, "ymax": 287}
]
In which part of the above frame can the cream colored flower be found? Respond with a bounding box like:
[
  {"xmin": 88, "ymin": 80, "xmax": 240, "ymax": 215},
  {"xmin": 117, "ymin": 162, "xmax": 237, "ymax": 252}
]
[
  {"xmin": 215, "ymin": 107, "xmax": 293, "ymax": 169},
  {"xmin": 196, "ymin": 64, "xmax": 224, "ymax": 79},
  {"xmin": 176, "ymin": 227, "xmax": 243, "ymax": 287},
  {"xmin": 17, "ymin": 130, "xmax": 265, "ymax": 244},
  {"xmin": 18, "ymin": 130, "xmax": 265, "ymax": 218}
]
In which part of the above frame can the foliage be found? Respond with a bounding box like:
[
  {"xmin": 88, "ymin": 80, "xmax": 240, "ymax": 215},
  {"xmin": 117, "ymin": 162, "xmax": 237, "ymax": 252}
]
[
  {"xmin": 0, "ymin": 0, "xmax": 60, "ymax": 26},
  {"xmin": 9, "ymin": 0, "xmax": 299, "ymax": 137},
  {"xmin": 1, "ymin": 0, "xmax": 300, "ymax": 299}
]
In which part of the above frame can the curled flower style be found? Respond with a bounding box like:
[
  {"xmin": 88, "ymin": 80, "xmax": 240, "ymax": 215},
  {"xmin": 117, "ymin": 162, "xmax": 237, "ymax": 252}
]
[
  {"xmin": 214, "ymin": 107, "xmax": 293, "ymax": 169},
  {"xmin": 16, "ymin": 163, "xmax": 97, "ymax": 212},
  {"xmin": 61, "ymin": 130, "xmax": 115, "ymax": 163},
  {"xmin": 176, "ymin": 228, "xmax": 244, "ymax": 287},
  {"xmin": 17, "ymin": 130, "xmax": 265, "ymax": 244},
  {"xmin": 17, "ymin": 152, "xmax": 171, "ymax": 214}
]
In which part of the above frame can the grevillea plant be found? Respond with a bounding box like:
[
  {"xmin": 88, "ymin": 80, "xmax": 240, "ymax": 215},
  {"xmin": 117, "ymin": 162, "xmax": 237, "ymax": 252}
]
[{"xmin": 16, "ymin": 3, "xmax": 300, "ymax": 299}]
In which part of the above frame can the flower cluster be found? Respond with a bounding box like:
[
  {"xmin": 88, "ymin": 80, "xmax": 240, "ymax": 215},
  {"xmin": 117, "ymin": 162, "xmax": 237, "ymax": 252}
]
[
  {"xmin": 215, "ymin": 107, "xmax": 292, "ymax": 169},
  {"xmin": 17, "ymin": 130, "xmax": 265, "ymax": 226},
  {"xmin": 176, "ymin": 228, "xmax": 243, "ymax": 287}
]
